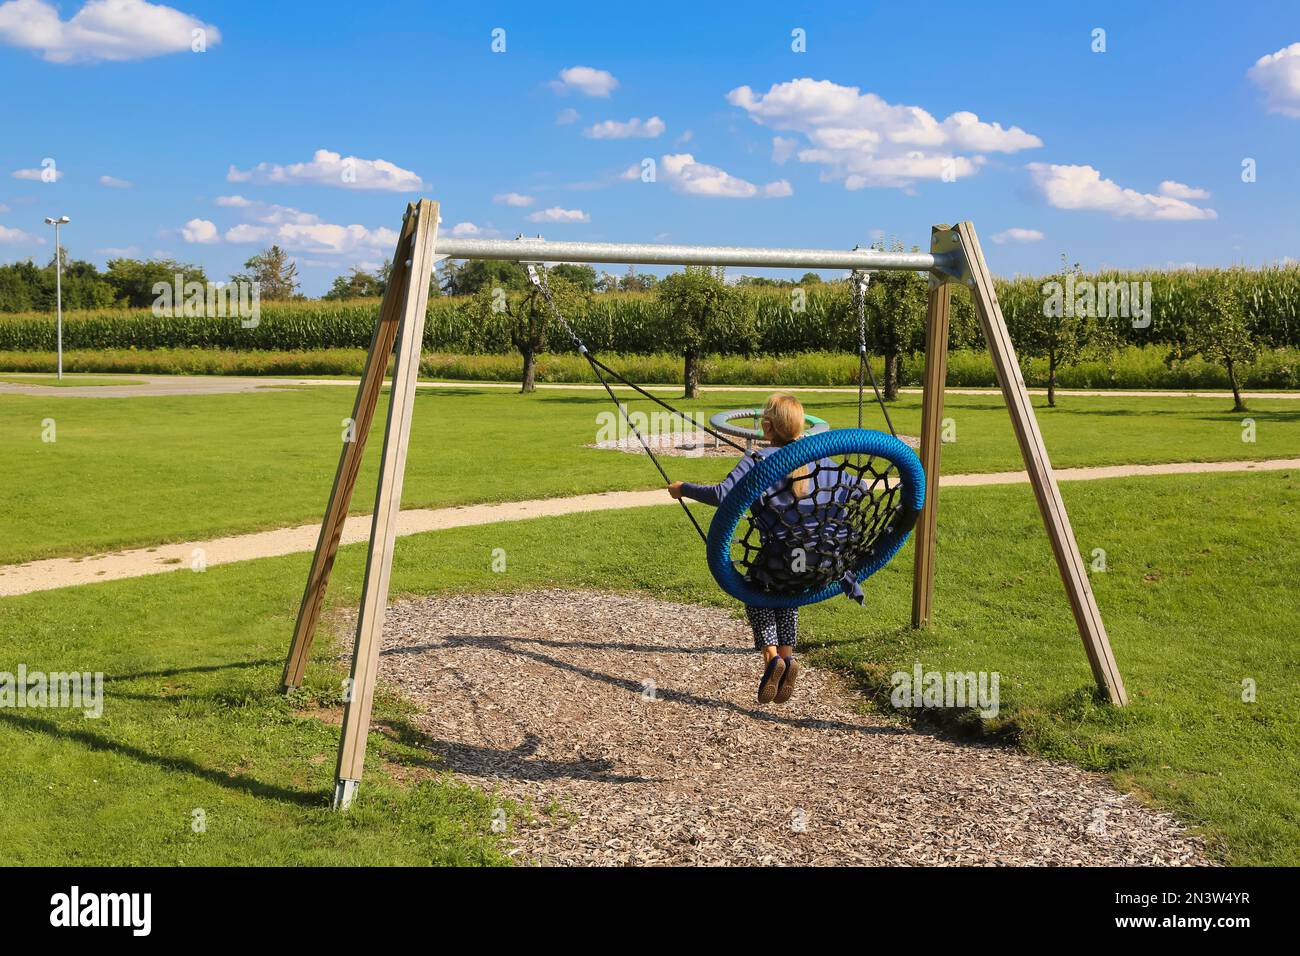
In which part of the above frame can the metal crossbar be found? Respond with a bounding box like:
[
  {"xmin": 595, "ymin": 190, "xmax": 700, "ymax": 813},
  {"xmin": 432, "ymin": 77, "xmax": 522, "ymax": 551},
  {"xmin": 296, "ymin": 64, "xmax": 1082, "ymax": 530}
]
[{"xmin": 436, "ymin": 236, "xmax": 953, "ymax": 274}]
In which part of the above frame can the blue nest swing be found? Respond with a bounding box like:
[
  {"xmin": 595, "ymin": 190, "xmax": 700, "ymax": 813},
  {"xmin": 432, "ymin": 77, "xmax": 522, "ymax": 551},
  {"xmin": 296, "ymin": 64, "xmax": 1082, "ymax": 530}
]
[{"xmin": 705, "ymin": 428, "xmax": 925, "ymax": 608}]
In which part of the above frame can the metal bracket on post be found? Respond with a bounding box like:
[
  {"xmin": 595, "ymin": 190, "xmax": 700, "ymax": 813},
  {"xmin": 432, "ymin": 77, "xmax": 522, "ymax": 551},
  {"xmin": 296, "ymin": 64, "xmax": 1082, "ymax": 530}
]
[
  {"xmin": 333, "ymin": 778, "xmax": 359, "ymax": 811},
  {"xmin": 928, "ymin": 226, "xmax": 973, "ymax": 288}
]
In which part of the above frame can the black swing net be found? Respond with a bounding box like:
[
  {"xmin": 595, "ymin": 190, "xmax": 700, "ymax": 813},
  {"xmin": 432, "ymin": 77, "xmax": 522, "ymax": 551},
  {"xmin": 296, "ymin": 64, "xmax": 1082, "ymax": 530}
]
[
  {"xmin": 731, "ymin": 453, "xmax": 906, "ymax": 596},
  {"xmin": 529, "ymin": 263, "xmax": 908, "ymax": 600}
]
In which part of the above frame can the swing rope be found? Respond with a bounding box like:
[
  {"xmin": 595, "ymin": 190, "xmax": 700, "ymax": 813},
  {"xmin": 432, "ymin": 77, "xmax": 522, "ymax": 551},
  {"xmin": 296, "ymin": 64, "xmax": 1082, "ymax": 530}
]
[{"xmin": 527, "ymin": 263, "xmax": 754, "ymax": 544}]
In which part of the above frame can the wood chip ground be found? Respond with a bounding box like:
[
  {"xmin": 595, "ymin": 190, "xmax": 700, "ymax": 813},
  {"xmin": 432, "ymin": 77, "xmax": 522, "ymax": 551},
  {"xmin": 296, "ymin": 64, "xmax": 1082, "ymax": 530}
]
[{"xmin": 364, "ymin": 589, "xmax": 1209, "ymax": 866}]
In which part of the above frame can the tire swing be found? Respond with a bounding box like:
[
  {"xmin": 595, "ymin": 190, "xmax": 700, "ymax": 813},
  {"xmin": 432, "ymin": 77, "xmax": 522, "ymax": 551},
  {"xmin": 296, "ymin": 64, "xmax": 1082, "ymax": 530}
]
[
  {"xmin": 708, "ymin": 407, "xmax": 830, "ymax": 441},
  {"xmin": 528, "ymin": 264, "xmax": 924, "ymax": 610}
]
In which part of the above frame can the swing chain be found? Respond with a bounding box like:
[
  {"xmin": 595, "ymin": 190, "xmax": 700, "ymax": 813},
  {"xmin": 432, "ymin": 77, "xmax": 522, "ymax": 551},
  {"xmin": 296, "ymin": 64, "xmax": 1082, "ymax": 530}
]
[
  {"xmin": 526, "ymin": 263, "xmax": 587, "ymax": 354},
  {"xmin": 849, "ymin": 266, "xmax": 896, "ymax": 437},
  {"xmin": 851, "ymin": 268, "xmax": 870, "ymax": 356},
  {"xmin": 524, "ymin": 262, "xmax": 722, "ymax": 544}
]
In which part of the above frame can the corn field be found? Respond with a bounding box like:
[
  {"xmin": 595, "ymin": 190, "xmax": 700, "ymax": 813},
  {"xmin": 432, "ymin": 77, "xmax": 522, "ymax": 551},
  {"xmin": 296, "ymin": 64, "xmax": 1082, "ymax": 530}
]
[{"xmin": 1, "ymin": 264, "xmax": 1296, "ymax": 355}]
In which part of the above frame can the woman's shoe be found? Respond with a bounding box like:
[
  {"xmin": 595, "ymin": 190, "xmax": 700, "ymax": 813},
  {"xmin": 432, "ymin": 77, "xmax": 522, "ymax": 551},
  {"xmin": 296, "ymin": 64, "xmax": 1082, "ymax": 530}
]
[
  {"xmin": 774, "ymin": 655, "xmax": 799, "ymax": 704},
  {"xmin": 757, "ymin": 656, "xmax": 786, "ymax": 704}
]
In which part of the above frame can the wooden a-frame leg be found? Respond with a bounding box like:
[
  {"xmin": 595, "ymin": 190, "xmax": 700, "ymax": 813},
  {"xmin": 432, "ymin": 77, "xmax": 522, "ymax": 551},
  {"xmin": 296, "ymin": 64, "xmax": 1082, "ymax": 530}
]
[
  {"xmin": 280, "ymin": 204, "xmax": 420, "ymax": 691},
  {"xmin": 911, "ymin": 244, "xmax": 952, "ymax": 628},
  {"xmin": 954, "ymin": 221, "xmax": 1128, "ymax": 705},
  {"xmin": 333, "ymin": 199, "xmax": 441, "ymax": 809}
]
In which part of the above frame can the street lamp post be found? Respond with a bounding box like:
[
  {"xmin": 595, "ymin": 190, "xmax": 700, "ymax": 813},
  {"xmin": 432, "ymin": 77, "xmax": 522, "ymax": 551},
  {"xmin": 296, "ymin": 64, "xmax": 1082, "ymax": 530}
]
[{"xmin": 44, "ymin": 216, "xmax": 70, "ymax": 380}]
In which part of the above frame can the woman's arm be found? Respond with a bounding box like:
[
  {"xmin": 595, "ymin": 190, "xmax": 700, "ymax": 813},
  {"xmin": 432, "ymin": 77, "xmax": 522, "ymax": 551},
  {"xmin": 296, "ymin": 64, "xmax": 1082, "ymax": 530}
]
[{"xmin": 666, "ymin": 455, "xmax": 758, "ymax": 508}]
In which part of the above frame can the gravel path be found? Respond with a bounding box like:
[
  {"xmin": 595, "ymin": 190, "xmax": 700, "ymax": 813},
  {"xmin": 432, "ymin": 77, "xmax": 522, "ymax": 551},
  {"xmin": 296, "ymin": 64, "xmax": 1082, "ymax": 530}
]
[
  {"xmin": 0, "ymin": 374, "xmax": 311, "ymax": 398},
  {"xmin": 373, "ymin": 589, "xmax": 1210, "ymax": 866}
]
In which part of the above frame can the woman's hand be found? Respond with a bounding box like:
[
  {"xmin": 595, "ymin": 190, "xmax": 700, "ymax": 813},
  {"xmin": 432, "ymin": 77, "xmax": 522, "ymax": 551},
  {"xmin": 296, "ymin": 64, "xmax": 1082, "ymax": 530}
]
[{"xmin": 667, "ymin": 481, "xmax": 684, "ymax": 500}]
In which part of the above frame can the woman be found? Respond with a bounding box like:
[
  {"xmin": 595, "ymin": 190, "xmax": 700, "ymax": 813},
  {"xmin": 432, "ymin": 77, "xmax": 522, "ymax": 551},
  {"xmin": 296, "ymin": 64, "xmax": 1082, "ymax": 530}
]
[{"xmin": 668, "ymin": 392, "xmax": 835, "ymax": 705}]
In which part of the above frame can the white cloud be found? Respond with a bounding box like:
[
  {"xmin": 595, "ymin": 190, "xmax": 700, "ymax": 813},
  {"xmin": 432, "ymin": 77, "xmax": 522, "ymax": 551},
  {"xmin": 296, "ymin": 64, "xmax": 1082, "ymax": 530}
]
[
  {"xmin": 527, "ymin": 207, "xmax": 590, "ymax": 223},
  {"xmin": 223, "ymin": 224, "xmax": 269, "ymax": 243},
  {"xmin": 1027, "ymin": 163, "xmax": 1217, "ymax": 220},
  {"xmin": 193, "ymin": 197, "xmax": 401, "ymax": 258},
  {"xmin": 0, "ymin": 225, "xmax": 40, "ymax": 244},
  {"xmin": 658, "ymin": 153, "xmax": 792, "ymax": 199},
  {"xmin": 1247, "ymin": 42, "xmax": 1300, "ymax": 117},
  {"xmin": 180, "ymin": 218, "xmax": 219, "ymax": 243},
  {"xmin": 271, "ymin": 223, "xmax": 399, "ymax": 255},
  {"xmin": 0, "ymin": 203, "xmax": 10, "ymax": 213},
  {"xmin": 99, "ymin": 174, "xmax": 132, "ymax": 188},
  {"xmin": 555, "ymin": 107, "xmax": 580, "ymax": 125},
  {"xmin": 550, "ymin": 65, "xmax": 618, "ymax": 97},
  {"xmin": 493, "ymin": 191, "xmax": 535, "ymax": 207},
  {"xmin": 727, "ymin": 78, "xmax": 1042, "ymax": 189},
  {"xmin": 97, "ymin": 245, "xmax": 140, "ymax": 256},
  {"xmin": 583, "ymin": 116, "xmax": 665, "ymax": 139},
  {"xmin": 0, "ymin": 0, "xmax": 220, "ymax": 64},
  {"xmin": 1158, "ymin": 180, "xmax": 1210, "ymax": 200},
  {"xmin": 212, "ymin": 197, "xmax": 320, "ymax": 226},
  {"xmin": 991, "ymin": 227, "xmax": 1045, "ymax": 244},
  {"xmin": 227, "ymin": 148, "xmax": 423, "ymax": 192},
  {"xmin": 298, "ymin": 257, "xmax": 385, "ymax": 272},
  {"xmin": 11, "ymin": 166, "xmax": 61, "ymax": 181},
  {"xmin": 254, "ymin": 204, "xmax": 319, "ymax": 226},
  {"xmin": 771, "ymin": 136, "xmax": 798, "ymax": 164},
  {"xmin": 224, "ymin": 221, "xmax": 399, "ymax": 256},
  {"xmin": 448, "ymin": 221, "xmax": 489, "ymax": 237}
]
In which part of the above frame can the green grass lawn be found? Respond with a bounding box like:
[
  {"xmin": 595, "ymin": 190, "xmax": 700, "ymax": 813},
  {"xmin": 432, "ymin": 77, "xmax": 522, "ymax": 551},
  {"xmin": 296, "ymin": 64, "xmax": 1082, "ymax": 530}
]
[
  {"xmin": 1, "ymin": 383, "xmax": 1296, "ymax": 565},
  {"xmin": 0, "ymin": 548, "xmax": 513, "ymax": 865},
  {"xmin": 0, "ymin": 374, "xmax": 144, "ymax": 387},
  {"xmin": 1, "ymin": 471, "xmax": 1295, "ymax": 864}
]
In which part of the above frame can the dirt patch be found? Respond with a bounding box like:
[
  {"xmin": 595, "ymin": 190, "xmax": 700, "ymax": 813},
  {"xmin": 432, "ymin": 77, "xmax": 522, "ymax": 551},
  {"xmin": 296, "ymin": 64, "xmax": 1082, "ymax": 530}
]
[
  {"xmin": 294, "ymin": 704, "xmax": 344, "ymax": 726},
  {"xmin": 367, "ymin": 589, "xmax": 1210, "ymax": 866}
]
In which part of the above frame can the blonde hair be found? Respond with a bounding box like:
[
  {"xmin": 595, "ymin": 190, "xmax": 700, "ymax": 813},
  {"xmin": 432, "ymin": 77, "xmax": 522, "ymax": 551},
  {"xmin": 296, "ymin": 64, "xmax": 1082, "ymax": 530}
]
[{"xmin": 762, "ymin": 392, "xmax": 812, "ymax": 497}]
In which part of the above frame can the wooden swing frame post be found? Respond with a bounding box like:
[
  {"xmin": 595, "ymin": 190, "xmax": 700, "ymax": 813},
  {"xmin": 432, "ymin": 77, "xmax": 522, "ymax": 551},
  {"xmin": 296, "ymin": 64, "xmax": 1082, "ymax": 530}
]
[
  {"xmin": 910, "ymin": 226, "xmax": 952, "ymax": 630},
  {"xmin": 278, "ymin": 199, "xmax": 441, "ymax": 809},
  {"xmin": 282, "ymin": 203, "xmax": 1126, "ymax": 811},
  {"xmin": 280, "ymin": 203, "xmax": 423, "ymax": 691},
  {"xmin": 910, "ymin": 223, "xmax": 1127, "ymax": 706}
]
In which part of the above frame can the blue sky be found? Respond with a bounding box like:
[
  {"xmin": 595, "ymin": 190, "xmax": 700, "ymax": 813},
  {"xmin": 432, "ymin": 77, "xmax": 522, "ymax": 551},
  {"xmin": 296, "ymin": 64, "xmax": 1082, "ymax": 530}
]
[{"xmin": 1, "ymin": 0, "xmax": 1297, "ymax": 295}]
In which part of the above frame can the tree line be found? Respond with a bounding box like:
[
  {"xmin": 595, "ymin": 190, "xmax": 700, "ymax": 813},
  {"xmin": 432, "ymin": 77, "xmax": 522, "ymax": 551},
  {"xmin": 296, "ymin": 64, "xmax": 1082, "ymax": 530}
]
[
  {"xmin": 4, "ymin": 243, "xmax": 1293, "ymax": 412},
  {"xmin": 0, "ymin": 246, "xmax": 303, "ymax": 312},
  {"xmin": 462, "ymin": 250, "xmax": 1290, "ymax": 412}
]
